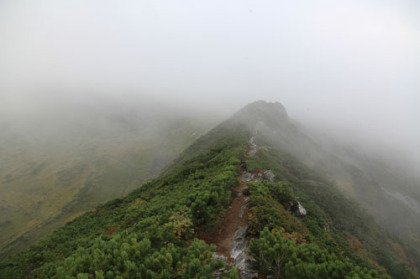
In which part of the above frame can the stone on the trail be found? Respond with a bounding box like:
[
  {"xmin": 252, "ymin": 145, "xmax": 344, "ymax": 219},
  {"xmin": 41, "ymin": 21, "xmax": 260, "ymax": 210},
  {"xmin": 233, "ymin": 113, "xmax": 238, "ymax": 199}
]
[
  {"xmin": 235, "ymin": 253, "xmax": 258, "ymax": 279},
  {"xmin": 212, "ymin": 267, "xmax": 228, "ymax": 279},
  {"xmin": 230, "ymin": 226, "xmax": 258, "ymax": 278},
  {"xmin": 231, "ymin": 226, "xmax": 248, "ymax": 259},
  {"xmin": 240, "ymin": 172, "xmax": 253, "ymax": 181}
]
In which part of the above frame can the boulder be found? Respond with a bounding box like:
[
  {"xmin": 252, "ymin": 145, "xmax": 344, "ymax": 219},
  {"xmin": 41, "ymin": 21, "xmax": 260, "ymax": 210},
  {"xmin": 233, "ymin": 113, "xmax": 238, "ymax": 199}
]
[
  {"xmin": 293, "ymin": 201, "xmax": 307, "ymax": 216},
  {"xmin": 230, "ymin": 226, "xmax": 258, "ymax": 279},
  {"xmin": 240, "ymin": 172, "xmax": 253, "ymax": 182},
  {"xmin": 263, "ymin": 170, "xmax": 275, "ymax": 182},
  {"xmin": 235, "ymin": 252, "xmax": 258, "ymax": 279},
  {"xmin": 231, "ymin": 226, "xmax": 248, "ymax": 259}
]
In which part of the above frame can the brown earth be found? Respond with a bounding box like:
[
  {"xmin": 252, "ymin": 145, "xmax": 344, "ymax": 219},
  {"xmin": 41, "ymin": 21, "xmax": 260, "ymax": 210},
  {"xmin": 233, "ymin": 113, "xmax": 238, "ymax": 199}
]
[{"xmin": 197, "ymin": 178, "xmax": 249, "ymax": 258}]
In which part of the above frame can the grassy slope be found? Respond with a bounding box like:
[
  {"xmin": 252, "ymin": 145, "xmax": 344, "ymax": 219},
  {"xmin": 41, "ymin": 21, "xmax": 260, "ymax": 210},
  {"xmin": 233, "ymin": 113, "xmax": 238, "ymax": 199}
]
[
  {"xmin": 234, "ymin": 101, "xmax": 420, "ymax": 269},
  {"xmin": 0, "ymin": 128, "xmax": 247, "ymax": 278},
  {"xmin": 1, "ymin": 115, "xmax": 418, "ymax": 278},
  {"xmin": 0, "ymin": 119, "xmax": 210, "ymax": 259},
  {"xmin": 1, "ymin": 101, "xmax": 418, "ymax": 278},
  {"xmin": 245, "ymin": 141, "xmax": 419, "ymax": 278}
]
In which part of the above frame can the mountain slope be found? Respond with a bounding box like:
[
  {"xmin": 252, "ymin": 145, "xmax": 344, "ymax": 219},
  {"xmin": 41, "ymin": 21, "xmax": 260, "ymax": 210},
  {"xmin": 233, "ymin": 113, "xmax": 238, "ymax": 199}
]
[
  {"xmin": 232, "ymin": 101, "xmax": 420, "ymax": 267},
  {"xmin": 1, "ymin": 101, "xmax": 419, "ymax": 278},
  {"xmin": 0, "ymin": 104, "xmax": 216, "ymax": 259}
]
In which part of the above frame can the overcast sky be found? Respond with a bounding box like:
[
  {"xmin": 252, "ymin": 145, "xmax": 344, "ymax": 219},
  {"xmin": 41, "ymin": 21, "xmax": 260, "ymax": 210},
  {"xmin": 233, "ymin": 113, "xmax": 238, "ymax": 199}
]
[{"xmin": 0, "ymin": 0, "xmax": 419, "ymax": 164}]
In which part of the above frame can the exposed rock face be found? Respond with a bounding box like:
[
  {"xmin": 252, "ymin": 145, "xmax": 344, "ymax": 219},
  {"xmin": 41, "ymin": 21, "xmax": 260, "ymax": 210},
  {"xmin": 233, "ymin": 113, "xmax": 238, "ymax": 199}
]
[
  {"xmin": 263, "ymin": 170, "xmax": 275, "ymax": 182},
  {"xmin": 231, "ymin": 226, "xmax": 248, "ymax": 259},
  {"xmin": 235, "ymin": 252, "xmax": 258, "ymax": 279},
  {"xmin": 240, "ymin": 172, "xmax": 253, "ymax": 182},
  {"xmin": 241, "ymin": 169, "xmax": 275, "ymax": 183},
  {"xmin": 231, "ymin": 226, "xmax": 258, "ymax": 279},
  {"xmin": 293, "ymin": 201, "xmax": 307, "ymax": 216}
]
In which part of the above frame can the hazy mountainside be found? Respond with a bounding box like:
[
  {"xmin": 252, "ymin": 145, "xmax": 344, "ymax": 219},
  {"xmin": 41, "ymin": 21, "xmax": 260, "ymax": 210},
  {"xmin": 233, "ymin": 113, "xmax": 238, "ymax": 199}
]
[
  {"xmin": 232, "ymin": 101, "xmax": 420, "ymax": 261},
  {"xmin": 1, "ymin": 101, "xmax": 419, "ymax": 278},
  {"xmin": 0, "ymin": 103, "xmax": 217, "ymax": 259}
]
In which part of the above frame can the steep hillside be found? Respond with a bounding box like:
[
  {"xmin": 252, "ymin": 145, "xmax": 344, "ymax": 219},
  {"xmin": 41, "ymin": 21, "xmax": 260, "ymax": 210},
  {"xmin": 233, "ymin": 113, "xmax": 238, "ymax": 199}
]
[
  {"xmin": 232, "ymin": 101, "xmax": 420, "ymax": 265},
  {"xmin": 0, "ymin": 132, "xmax": 248, "ymax": 278},
  {"xmin": 1, "ymin": 101, "xmax": 418, "ymax": 278},
  {"xmin": 0, "ymin": 105, "xmax": 216, "ymax": 259}
]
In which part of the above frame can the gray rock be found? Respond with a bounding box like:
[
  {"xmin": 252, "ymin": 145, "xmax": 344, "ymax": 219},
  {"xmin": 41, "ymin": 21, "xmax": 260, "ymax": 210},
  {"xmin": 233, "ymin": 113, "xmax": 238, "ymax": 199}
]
[
  {"xmin": 293, "ymin": 201, "xmax": 307, "ymax": 216},
  {"xmin": 235, "ymin": 252, "xmax": 258, "ymax": 279},
  {"xmin": 230, "ymin": 226, "xmax": 258, "ymax": 279},
  {"xmin": 263, "ymin": 170, "xmax": 275, "ymax": 182},
  {"xmin": 240, "ymin": 172, "xmax": 253, "ymax": 182},
  {"xmin": 212, "ymin": 267, "xmax": 228, "ymax": 279},
  {"xmin": 231, "ymin": 226, "xmax": 248, "ymax": 259}
]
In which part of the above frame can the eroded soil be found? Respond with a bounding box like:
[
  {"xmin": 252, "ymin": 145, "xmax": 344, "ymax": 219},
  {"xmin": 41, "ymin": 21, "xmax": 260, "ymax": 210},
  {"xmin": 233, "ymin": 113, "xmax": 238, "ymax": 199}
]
[{"xmin": 198, "ymin": 179, "xmax": 249, "ymax": 258}]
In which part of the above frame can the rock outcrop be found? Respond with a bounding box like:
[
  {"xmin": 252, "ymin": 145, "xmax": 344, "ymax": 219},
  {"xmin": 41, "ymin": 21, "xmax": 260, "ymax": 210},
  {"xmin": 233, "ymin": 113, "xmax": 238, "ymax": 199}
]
[
  {"xmin": 293, "ymin": 201, "xmax": 307, "ymax": 216},
  {"xmin": 263, "ymin": 170, "xmax": 275, "ymax": 182},
  {"xmin": 231, "ymin": 226, "xmax": 258, "ymax": 279}
]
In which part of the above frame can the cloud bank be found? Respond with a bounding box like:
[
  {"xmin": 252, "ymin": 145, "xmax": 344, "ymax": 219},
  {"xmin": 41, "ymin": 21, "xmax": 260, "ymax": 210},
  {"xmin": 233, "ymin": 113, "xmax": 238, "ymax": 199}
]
[{"xmin": 1, "ymin": 0, "xmax": 419, "ymax": 166}]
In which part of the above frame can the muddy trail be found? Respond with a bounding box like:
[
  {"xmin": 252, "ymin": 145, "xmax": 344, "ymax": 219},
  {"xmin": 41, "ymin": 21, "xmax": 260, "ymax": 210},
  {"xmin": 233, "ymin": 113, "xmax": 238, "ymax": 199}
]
[
  {"xmin": 198, "ymin": 177, "xmax": 249, "ymax": 258},
  {"xmin": 197, "ymin": 135, "xmax": 305, "ymax": 278},
  {"xmin": 197, "ymin": 136, "xmax": 260, "ymax": 278}
]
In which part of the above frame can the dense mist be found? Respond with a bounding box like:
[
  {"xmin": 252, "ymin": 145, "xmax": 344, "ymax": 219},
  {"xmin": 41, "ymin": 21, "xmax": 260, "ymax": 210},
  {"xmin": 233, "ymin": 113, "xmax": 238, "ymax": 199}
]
[
  {"xmin": 1, "ymin": 2, "xmax": 420, "ymax": 275},
  {"xmin": 1, "ymin": 0, "xmax": 419, "ymax": 171}
]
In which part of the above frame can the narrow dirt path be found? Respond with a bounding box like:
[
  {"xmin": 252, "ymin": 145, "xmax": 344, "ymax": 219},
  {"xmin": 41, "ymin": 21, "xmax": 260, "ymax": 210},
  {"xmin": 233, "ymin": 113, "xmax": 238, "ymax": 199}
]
[
  {"xmin": 197, "ymin": 136, "xmax": 259, "ymax": 278},
  {"xmin": 198, "ymin": 177, "xmax": 249, "ymax": 258}
]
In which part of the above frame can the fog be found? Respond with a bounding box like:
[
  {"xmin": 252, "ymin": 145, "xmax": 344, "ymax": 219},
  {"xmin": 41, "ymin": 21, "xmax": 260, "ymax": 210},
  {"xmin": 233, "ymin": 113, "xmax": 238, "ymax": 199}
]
[{"xmin": 1, "ymin": 0, "xmax": 419, "ymax": 168}]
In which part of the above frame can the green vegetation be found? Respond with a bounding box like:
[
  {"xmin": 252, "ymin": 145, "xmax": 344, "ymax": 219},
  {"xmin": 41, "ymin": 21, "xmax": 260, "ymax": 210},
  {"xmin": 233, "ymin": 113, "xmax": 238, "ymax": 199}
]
[
  {"xmin": 1, "ymin": 101, "xmax": 419, "ymax": 278},
  {"xmin": 0, "ymin": 135, "xmax": 246, "ymax": 278},
  {"xmin": 245, "ymin": 146, "xmax": 418, "ymax": 278},
  {"xmin": 250, "ymin": 228, "xmax": 377, "ymax": 279},
  {"xmin": 0, "ymin": 116, "xmax": 210, "ymax": 259},
  {"xmin": 246, "ymin": 179, "xmax": 378, "ymax": 278}
]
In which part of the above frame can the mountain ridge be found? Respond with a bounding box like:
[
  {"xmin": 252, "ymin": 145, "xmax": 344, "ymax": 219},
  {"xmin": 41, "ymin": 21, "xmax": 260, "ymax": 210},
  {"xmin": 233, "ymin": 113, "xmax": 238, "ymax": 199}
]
[
  {"xmin": 0, "ymin": 105, "xmax": 217, "ymax": 260},
  {"xmin": 1, "ymin": 101, "xmax": 419, "ymax": 278}
]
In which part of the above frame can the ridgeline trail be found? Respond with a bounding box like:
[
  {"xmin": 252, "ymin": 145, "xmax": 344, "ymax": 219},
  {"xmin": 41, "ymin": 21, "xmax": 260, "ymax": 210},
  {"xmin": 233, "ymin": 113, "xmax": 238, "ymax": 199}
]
[
  {"xmin": 198, "ymin": 176, "xmax": 249, "ymax": 258},
  {"xmin": 197, "ymin": 136, "xmax": 259, "ymax": 278}
]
